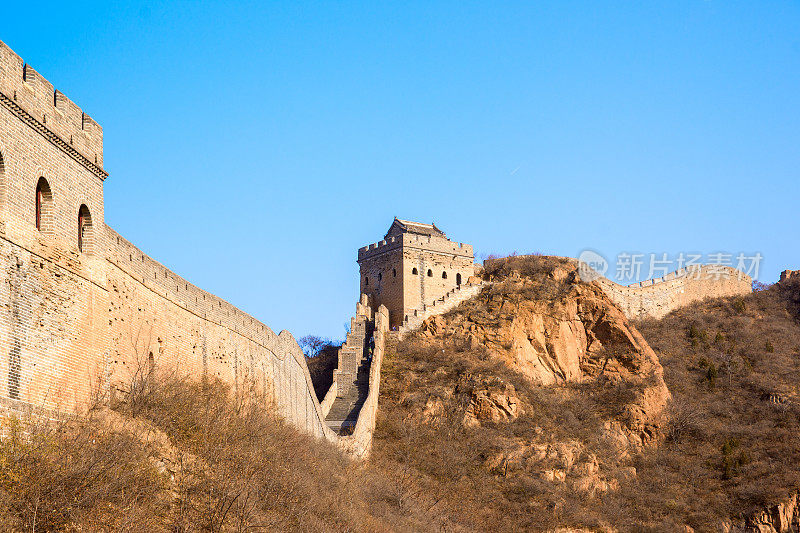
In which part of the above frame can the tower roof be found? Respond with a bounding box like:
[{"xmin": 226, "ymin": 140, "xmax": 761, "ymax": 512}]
[{"xmin": 384, "ymin": 218, "xmax": 446, "ymax": 240}]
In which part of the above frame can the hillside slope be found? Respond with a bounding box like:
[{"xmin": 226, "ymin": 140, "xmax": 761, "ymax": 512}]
[
  {"xmin": 3, "ymin": 255, "xmax": 799, "ymax": 532},
  {"xmin": 0, "ymin": 377, "xmax": 421, "ymax": 532},
  {"xmin": 369, "ymin": 256, "xmax": 672, "ymax": 531},
  {"xmin": 370, "ymin": 256, "xmax": 800, "ymax": 531},
  {"xmin": 630, "ymin": 276, "xmax": 800, "ymax": 530}
]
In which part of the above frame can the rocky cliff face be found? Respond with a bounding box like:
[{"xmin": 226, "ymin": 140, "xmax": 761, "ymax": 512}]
[
  {"xmin": 418, "ymin": 260, "xmax": 670, "ymax": 447},
  {"xmin": 779, "ymin": 269, "xmax": 800, "ymax": 283},
  {"xmin": 723, "ymin": 491, "xmax": 800, "ymax": 532}
]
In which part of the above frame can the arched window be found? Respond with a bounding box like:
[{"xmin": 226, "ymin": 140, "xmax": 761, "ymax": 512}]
[
  {"xmin": 456, "ymin": 273, "xmax": 462, "ymax": 286},
  {"xmin": 392, "ymin": 268, "xmax": 396, "ymax": 277},
  {"xmin": 365, "ymin": 276, "xmax": 369, "ymax": 286},
  {"xmin": 427, "ymin": 269, "xmax": 433, "ymax": 277},
  {"xmin": 78, "ymin": 204, "xmax": 93, "ymax": 254},
  {"xmin": 35, "ymin": 177, "xmax": 53, "ymax": 234},
  {"xmin": 442, "ymin": 271, "xmax": 448, "ymax": 279},
  {"xmin": 378, "ymin": 272, "xmax": 382, "ymax": 281},
  {"xmin": 412, "ymin": 268, "xmax": 418, "ymax": 275}
]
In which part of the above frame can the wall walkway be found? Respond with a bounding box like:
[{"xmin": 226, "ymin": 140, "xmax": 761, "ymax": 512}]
[
  {"xmin": 320, "ymin": 295, "xmax": 389, "ymax": 457},
  {"xmin": 399, "ymin": 281, "xmax": 484, "ymax": 337},
  {"xmin": 596, "ymin": 265, "xmax": 752, "ymax": 320}
]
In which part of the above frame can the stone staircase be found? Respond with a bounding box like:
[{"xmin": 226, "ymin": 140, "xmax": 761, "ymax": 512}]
[
  {"xmin": 399, "ymin": 281, "xmax": 484, "ymax": 337},
  {"xmin": 325, "ymin": 314, "xmax": 374, "ymax": 434}
]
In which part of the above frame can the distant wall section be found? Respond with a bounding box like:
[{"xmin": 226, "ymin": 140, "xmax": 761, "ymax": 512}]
[{"xmin": 596, "ymin": 265, "xmax": 752, "ymax": 320}]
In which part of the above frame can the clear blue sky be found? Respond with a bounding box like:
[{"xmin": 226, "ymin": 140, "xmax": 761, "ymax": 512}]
[{"xmin": 2, "ymin": 2, "xmax": 798, "ymax": 339}]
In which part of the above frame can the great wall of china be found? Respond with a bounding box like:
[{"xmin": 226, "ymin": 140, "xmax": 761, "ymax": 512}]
[
  {"xmin": 595, "ymin": 264, "xmax": 752, "ymax": 320},
  {"xmin": 0, "ymin": 38, "xmax": 334, "ymax": 442},
  {"xmin": 0, "ymin": 38, "xmax": 756, "ymax": 459}
]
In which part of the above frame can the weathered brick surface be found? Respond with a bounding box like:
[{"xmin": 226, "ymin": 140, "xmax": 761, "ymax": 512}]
[
  {"xmin": 104, "ymin": 229, "xmax": 331, "ymax": 438},
  {"xmin": 0, "ymin": 232, "xmax": 108, "ymax": 412},
  {"xmin": 0, "ymin": 39, "xmax": 332, "ymax": 441}
]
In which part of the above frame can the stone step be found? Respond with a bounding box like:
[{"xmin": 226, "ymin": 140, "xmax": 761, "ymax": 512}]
[
  {"xmin": 324, "ymin": 311, "xmax": 378, "ymax": 435},
  {"xmin": 326, "ymin": 419, "xmax": 357, "ymax": 434}
]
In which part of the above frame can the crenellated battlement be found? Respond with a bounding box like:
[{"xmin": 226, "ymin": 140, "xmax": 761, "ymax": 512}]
[
  {"xmin": 596, "ymin": 265, "xmax": 752, "ymax": 320},
  {"xmin": 601, "ymin": 265, "xmax": 747, "ymax": 290},
  {"xmin": 0, "ymin": 40, "xmax": 104, "ymax": 176},
  {"xmin": 358, "ymin": 232, "xmax": 473, "ymax": 261}
]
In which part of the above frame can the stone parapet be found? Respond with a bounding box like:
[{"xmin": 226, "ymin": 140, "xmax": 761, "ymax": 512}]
[
  {"xmin": 338, "ymin": 304, "xmax": 389, "ymax": 459},
  {"xmin": 0, "ymin": 40, "xmax": 104, "ymax": 175},
  {"xmin": 358, "ymin": 232, "xmax": 473, "ymax": 262},
  {"xmin": 596, "ymin": 265, "xmax": 752, "ymax": 320},
  {"xmin": 399, "ymin": 281, "xmax": 484, "ymax": 337}
]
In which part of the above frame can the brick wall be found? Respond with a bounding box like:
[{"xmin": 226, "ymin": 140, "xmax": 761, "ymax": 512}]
[
  {"xmin": 358, "ymin": 244, "xmax": 404, "ymax": 326},
  {"xmin": 104, "ymin": 229, "xmax": 332, "ymax": 439},
  {"xmin": 0, "ymin": 37, "xmax": 108, "ymax": 412},
  {"xmin": 0, "ymin": 231, "xmax": 108, "ymax": 413},
  {"xmin": 0, "ymin": 39, "xmax": 332, "ymax": 442},
  {"xmin": 596, "ymin": 265, "xmax": 752, "ymax": 320}
]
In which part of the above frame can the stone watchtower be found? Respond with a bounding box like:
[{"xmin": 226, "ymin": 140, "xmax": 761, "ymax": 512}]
[{"xmin": 358, "ymin": 218, "xmax": 475, "ymax": 328}]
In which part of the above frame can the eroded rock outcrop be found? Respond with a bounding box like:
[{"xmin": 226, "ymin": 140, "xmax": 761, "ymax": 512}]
[
  {"xmin": 457, "ymin": 374, "xmax": 523, "ymax": 428},
  {"xmin": 723, "ymin": 491, "xmax": 800, "ymax": 532},
  {"xmin": 418, "ymin": 259, "xmax": 670, "ymax": 446}
]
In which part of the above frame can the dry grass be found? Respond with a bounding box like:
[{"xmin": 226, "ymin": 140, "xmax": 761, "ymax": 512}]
[
  {"xmin": 482, "ymin": 254, "xmax": 575, "ymax": 301},
  {"xmin": 112, "ymin": 378, "xmax": 380, "ymax": 532},
  {"xmin": 0, "ymin": 414, "xmax": 166, "ymax": 531},
  {"xmin": 612, "ymin": 278, "xmax": 800, "ymax": 530},
  {"xmin": 0, "ymin": 375, "xmax": 422, "ymax": 532},
  {"xmin": 367, "ymin": 256, "xmax": 638, "ymax": 531},
  {"xmin": 370, "ymin": 337, "xmax": 615, "ymax": 531},
  {"xmin": 369, "ymin": 260, "xmax": 800, "ymax": 531},
  {"xmin": 2, "ymin": 256, "xmax": 798, "ymax": 532}
]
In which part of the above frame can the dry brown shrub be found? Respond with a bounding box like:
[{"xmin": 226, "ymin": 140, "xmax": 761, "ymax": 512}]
[
  {"xmin": 618, "ymin": 279, "xmax": 800, "ymax": 530},
  {"xmin": 0, "ymin": 413, "xmax": 166, "ymax": 531},
  {"xmin": 0, "ymin": 371, "xmax": 421, "ymax": 532},
  {"xmin": 112, "ymin": 376, "xmax": 395, "ymax": 532}
]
